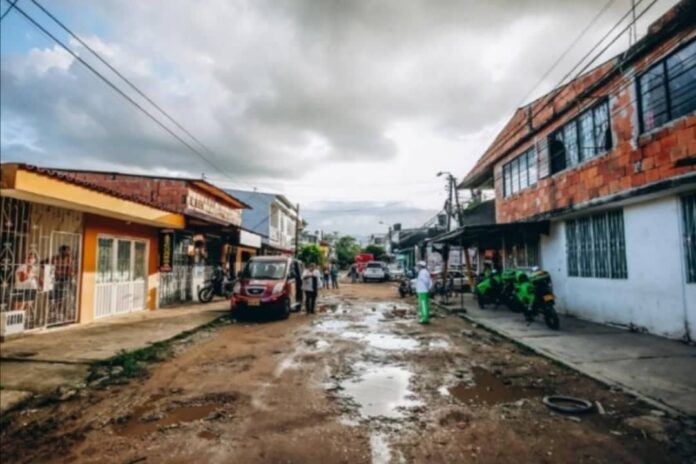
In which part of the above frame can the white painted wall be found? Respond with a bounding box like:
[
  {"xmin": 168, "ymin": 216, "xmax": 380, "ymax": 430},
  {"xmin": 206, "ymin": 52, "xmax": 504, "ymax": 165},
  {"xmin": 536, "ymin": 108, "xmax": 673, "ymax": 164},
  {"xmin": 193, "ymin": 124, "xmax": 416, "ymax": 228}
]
[{"xmin": 541, "ymin": 195, "xmax": 690, "ymax": 340}]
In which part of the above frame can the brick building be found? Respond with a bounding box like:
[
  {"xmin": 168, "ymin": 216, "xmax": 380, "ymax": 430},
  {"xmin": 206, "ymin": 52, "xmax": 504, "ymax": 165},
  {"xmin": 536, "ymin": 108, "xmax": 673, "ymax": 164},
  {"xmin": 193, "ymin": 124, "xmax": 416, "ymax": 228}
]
[
  {"xmin": 54, "ymin": 170, "xmax": 254, "ymax": 306},
  {"xmin": 460, "ymin": 0, "xmax": 696, "ymax": 340}
]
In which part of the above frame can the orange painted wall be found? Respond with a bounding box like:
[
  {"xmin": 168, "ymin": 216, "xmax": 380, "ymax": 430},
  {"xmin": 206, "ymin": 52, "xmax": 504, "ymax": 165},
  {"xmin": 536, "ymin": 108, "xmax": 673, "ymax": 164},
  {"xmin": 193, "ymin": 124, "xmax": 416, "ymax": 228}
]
[{"xmin": 80, "ymin": 214, "xmax": 160, "ymax": 323}]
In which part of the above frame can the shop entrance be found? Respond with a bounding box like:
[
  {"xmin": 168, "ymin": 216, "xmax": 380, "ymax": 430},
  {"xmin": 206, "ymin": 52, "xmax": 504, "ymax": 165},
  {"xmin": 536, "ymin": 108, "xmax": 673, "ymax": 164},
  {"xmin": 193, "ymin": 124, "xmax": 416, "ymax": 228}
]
[{"xmin": 95, "ymin": 236, "xmax": 148, "ymax": 319}]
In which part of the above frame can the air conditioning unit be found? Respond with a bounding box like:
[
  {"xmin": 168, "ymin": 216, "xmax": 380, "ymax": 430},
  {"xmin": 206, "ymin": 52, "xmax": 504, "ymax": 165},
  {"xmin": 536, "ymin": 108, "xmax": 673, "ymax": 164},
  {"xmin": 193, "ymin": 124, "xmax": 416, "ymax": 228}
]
[{"xmin": 0, "ymin": 310, "xmax": 26, "ymax": 338}]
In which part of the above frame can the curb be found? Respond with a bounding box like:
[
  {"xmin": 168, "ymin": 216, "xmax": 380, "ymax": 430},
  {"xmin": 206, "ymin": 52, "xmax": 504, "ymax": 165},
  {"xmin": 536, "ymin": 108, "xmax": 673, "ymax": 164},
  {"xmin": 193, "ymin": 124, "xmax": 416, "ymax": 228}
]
[{"xmin": 433, "ymin": 300, "xmax": 687, "ymax": 418}]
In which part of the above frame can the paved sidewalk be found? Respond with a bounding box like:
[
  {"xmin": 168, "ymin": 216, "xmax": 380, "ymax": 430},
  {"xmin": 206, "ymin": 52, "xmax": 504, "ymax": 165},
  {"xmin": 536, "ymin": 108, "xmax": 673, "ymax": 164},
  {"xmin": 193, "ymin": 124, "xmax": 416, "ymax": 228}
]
[
  {"xmin": 435, "ymin": 294, "xmax": 696, "ymax": 416},
  {"xmin": 0, "ymin": 301, "xmax": 227, "ymax": 411}
]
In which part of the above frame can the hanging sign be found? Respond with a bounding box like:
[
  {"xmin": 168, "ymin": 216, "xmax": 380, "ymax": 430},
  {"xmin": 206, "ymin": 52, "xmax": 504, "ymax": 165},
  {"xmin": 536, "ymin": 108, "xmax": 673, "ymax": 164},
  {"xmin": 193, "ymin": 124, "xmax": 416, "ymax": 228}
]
[{"xmin": 159, "ymin": 230, "xmax": 174, "ymax": 273}]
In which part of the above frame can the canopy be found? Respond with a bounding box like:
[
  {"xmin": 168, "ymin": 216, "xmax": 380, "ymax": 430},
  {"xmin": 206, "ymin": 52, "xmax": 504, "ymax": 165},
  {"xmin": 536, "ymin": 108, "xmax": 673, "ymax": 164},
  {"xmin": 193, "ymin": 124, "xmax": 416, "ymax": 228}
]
[{"xmin": 432, "ymin": 221, "xmax": 550, "ymax": 247}]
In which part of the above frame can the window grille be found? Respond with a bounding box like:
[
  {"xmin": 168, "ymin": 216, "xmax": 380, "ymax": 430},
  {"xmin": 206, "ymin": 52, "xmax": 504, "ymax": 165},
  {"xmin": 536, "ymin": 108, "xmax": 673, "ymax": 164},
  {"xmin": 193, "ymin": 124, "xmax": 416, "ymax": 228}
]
[
  {"xmin": 566, "ymin": 209, "xmax": 627, "ymax": 279},
  {"xmin": 639, "ymin": 39, "xmax": 696, "ymax": 132},
  {"xmin": 682, "ymin": 193, "xmax": 696, "ymax": 283}
]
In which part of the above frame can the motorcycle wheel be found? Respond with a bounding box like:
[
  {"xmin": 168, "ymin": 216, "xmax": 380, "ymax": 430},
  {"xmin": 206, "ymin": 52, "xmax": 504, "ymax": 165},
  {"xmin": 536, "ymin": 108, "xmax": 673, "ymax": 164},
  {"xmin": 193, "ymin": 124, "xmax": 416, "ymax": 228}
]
[
  {"xmin": 475, "ymin": 291, "xmax": 484, "ymax": 309},
  {"xmin": 544, "ymin": 305, "xmax": 560, "ymax": 330},
  {"xmin": 198, "ymin": 286, "xmax": 214, "ymax": 303}
]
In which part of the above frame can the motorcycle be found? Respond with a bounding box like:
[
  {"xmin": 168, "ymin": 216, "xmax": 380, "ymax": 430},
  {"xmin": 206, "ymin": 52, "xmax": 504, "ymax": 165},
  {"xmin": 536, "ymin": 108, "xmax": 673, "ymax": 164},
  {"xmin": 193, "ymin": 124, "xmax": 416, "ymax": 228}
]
[
  {"xmin": 474, "ymin": 269, "xmax": 502, "ymax": 309},
  {"xmin": 398, "ymin": 276, "xmax": 413, "ymax": 298},
  {"xmin": 198, "ymin": 266, "xmax": 234, "ymax": 303},
  {"xmin": 499, "ymin": 269, "xmax": 521, "ymax": 312},
  {"xmin": 514, "ymin": 270, "xmax": 560, "ymax": 330}
]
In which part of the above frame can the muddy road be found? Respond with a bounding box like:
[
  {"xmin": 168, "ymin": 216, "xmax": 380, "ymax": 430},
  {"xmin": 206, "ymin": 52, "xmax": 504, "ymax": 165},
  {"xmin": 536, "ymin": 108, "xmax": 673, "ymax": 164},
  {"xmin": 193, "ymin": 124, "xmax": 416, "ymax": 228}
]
[{"xmin": 2, "ymin": 282, "xmax": 695, "ymax": 463}]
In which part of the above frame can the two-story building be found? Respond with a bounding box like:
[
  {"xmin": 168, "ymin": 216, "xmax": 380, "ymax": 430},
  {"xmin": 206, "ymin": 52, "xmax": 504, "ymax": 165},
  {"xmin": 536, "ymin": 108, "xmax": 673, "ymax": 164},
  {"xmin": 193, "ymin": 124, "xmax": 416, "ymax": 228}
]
[
  {"xmin": 55, "ymin": 170, "xmax": 251, "ymax": 305},
  {"xmin": 225, "ymin": 189, "xmax": 303, "ymax": 255},
  {"xmin": 460, "ymin": 0, "xmax": 696, "ymax": 340}
]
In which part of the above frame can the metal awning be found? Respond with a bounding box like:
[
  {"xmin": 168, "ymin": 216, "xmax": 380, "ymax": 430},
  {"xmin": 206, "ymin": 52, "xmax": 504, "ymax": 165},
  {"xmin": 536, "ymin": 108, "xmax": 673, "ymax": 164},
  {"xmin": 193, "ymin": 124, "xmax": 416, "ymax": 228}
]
[{"xmin": 432, "ymin": 221, "xmax": 550, "ymax": 246}]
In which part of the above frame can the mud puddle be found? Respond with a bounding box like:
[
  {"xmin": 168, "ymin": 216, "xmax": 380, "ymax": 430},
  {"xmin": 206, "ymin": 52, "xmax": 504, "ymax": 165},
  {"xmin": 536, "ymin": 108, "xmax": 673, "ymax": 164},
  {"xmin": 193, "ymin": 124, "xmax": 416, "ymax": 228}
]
[
  {"xmin": 113, "ymin": 393, "xmax": 237, "ymax": 437},
  {"xmin": 445, "ymin": 366, "xmax": 532, "ymax": 406},
  {"xmin": 339, "ymin": 363, "xmax": 422, "ymax": 419}
]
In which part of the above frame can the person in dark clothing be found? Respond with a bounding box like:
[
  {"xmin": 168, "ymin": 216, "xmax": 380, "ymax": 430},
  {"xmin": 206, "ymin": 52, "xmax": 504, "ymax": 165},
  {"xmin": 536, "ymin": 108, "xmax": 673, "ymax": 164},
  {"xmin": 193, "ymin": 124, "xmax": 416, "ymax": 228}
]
[
  {"xmin": 331, "ymin": 264, "xmax": 339, "ymax": 289},
  {"xmin": 302, "ymin": 263, "xmax": 321, "ymax": 314}
]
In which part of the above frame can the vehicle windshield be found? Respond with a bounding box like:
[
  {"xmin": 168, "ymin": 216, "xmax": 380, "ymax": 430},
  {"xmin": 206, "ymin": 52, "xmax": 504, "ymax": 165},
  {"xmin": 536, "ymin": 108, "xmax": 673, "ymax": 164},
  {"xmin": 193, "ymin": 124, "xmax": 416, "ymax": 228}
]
[{"xmin": 242, "ymin": 260, "xmax": 287, "ymax": 280}]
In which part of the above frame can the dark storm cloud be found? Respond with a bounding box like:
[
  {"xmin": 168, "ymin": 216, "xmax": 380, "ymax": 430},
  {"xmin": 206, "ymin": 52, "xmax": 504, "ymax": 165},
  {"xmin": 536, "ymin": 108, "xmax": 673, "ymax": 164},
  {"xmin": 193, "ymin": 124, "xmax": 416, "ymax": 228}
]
[{"xmin": 1, "ymin": 0, "xmax": 676, "ymax": 191}]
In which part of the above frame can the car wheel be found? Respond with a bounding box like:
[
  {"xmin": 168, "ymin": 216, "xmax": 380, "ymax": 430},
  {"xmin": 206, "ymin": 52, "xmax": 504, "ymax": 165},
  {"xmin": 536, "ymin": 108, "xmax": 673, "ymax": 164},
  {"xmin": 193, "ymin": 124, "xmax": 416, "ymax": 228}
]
[{"xmin": 280, "ymin": 298, "xmax": 291, "ymax": 320}]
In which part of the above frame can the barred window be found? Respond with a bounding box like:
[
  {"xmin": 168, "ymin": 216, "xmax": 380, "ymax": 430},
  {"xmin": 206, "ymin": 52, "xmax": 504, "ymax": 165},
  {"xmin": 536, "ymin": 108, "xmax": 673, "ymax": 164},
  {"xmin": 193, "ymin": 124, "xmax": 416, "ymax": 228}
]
[
  {"xmin": 504, "ymin": 236, "xmax": 539, "ymax": 269},
  {"xmin": 566, "ymin": 209, "xmax": 627, "ymax": 279},
  {"xmin": 502, "ymin": 147, "xmax": 537, "ymax": 197},
  {"xmin": 639, "ymin": 40, "xmax": 696, "ymax": 133},
  {"xmin": 549, "ymin": 99, "xmax": 612, "ymax": 175},
  {"xmin": 682, "ymin": 193, "xmax": 696, "ymax": 283}
]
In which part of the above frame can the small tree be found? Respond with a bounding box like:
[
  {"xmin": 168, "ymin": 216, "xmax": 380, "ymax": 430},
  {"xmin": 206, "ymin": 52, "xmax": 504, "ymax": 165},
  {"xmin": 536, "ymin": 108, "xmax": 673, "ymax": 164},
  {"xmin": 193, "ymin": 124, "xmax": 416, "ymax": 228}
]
[
  {"xmin": 363, "ymin": 244, "xmax": 386, "ymax": 261},
  {"xmin": 298, "ymin": 244, "xmax": 325, "ymax": 267},
  {"xmin": 335, "ymin": 235, "xmax": 361, "ymax": 268}
]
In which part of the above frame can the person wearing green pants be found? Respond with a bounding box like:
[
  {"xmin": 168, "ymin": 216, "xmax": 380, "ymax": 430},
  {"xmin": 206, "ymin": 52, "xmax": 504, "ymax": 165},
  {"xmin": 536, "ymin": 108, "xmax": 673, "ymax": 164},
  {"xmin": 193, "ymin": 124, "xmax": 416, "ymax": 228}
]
[{"xmin": 415, "ymin": 261, "xmax": 433, "ymax": 324}]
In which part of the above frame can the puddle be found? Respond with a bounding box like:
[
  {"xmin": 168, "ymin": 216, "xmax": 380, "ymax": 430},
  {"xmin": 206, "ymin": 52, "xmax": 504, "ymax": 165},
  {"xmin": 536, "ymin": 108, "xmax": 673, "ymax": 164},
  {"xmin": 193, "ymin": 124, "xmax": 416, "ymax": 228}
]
[
  {"xmin": 339, "ymin": 331, "xmax": 419, "ymax": 351},
  {"xmin": 340, "ymin": 363, "xmax": 422, "ymax": 419},
  {"xmin": 314, "ymin": 320, "xmax": 351, "ymax": 331},
  {"xmin": 198, "ymin": 430, "xmax": 217, "ymax": 441},
  {"xmin": 427, "ymin": 339, "xmax": 451, "ymax": 350},
  {"xmin": 370, "ymin": 432, "xmax": 392, "ymax": 464},
  {"xmin": 447, "ymin": 367, "xmax": 531, "ymax": 406},
  {"xmin": 115, "ymin": 403, "xmax": 217, "ymax": 437}
]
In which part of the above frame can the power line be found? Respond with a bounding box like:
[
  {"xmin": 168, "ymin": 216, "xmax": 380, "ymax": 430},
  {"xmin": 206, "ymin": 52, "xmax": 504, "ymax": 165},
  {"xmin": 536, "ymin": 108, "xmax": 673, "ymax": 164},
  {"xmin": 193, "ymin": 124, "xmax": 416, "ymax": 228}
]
[
  {"xmin": 0, "ymin": 0, "xmax": 17, "ymax": 21},
  {"xmin": 473, "ymin": 0, "xmax": 659, "ymax": 177},
  {"xmin": 29, "ymin": 0, "xmax": 221, "ymax": 167},
  {"xmin": 6, "ymin": 0, "xmax": 231, "ymax": 174},
  {"xmin": 515, "ymin": 0, "xmax": 618, "ymax": 107}
]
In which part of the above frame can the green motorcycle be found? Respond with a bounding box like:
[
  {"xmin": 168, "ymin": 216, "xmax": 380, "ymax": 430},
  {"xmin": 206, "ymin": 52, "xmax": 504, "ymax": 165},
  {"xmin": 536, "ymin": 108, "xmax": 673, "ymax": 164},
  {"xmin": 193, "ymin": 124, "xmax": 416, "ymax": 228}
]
[
  {"xmin": 474, "ymin": 269, "xmax": 502, "ymax": 308},
  {"xmin": 514, "ymin": 270, "xmax": 560, "ymax": 330}
]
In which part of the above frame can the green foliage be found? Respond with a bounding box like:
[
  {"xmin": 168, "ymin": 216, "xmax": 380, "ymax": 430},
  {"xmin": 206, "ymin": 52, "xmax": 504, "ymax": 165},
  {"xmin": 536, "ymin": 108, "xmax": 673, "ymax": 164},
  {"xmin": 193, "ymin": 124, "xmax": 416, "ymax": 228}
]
[
  {"xmin": 363, "ymin": 244, "xmax": 386, "ymax": 260},
  {"xmin": 335, "ymin": 235, "xmax": 361, "ymax": 267},
  {"xmin": 298, "ymin": 243, "xmax": 325, "ymax": 266}
]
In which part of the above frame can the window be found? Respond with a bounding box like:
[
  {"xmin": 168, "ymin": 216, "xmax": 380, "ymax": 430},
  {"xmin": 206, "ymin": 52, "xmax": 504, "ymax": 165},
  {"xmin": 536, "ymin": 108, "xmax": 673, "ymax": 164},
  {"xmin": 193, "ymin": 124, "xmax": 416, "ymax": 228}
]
[
  {"xmin": 504, "ymin": 236, "xmax": 539, "ymax": 268},
  {"xmin": 116, "ymin": 240, "xmax": 132, "ymax": 282},
  {"xmin": 549, "ymin": 99, "xmax": 612, "ymax": 175},
  {"xmin": 97, "ymin": 238, "xmax": 113, "ymax": 283},
  {"xmin": 566, "ymin": 209, "xmax": 627, "ymax": 279},
  {"xmin": 681, "ymin": 193, "xmax": 696, "ymax": 283},
  {"xmin": 134, "ymin": 242, "xmax": 147, "ymax": 280},
  {"xmin": 639, "ymin": 40, "xmax": 696, "ymax": 132},
  {"xmin": 502, "ymin": 147, "xmax": 537, "ymax": 197}
]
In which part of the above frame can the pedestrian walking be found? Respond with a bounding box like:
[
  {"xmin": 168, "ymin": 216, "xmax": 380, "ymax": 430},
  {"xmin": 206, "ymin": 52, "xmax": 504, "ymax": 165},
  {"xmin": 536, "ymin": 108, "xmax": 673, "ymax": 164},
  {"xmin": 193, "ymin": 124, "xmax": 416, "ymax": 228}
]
[
  {"xmin": 302, "ymin": 263, "xmax": 321, "ymax": 314},
  {"xmin": 331, "ymin": 264, "xmax": 339, "ymax": 289},
  {"xmin": 350, "ymin": 264, "xmax": 357, "ymax": 283},
  {"xmin": 415, "ymin": 261, "xmax": 432, "ymax": 324},
  {"xmin": 323, "ymin": 265, "xmax": 330, "ymax": 290}
]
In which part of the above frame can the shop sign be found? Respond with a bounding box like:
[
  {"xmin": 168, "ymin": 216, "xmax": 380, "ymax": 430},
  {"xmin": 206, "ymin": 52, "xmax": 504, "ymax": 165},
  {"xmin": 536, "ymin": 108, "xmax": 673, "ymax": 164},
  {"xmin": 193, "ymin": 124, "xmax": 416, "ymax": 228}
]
[
  {"xmin": 159, "ymin": 230, "xmax": 174, "ymax": 272},
  {"xmin": 239, "ymin": 230, "xmax": 262, "ymax": 248},
  {"xmin": 186, "ymin": 189, "xmax": 242, "ymax": 226}
]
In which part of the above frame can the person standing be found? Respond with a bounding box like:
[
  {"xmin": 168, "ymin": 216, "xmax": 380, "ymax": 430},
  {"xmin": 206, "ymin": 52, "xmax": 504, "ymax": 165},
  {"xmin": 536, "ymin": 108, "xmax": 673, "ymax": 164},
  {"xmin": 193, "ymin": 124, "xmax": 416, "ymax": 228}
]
[
  {"xmin": 331, "ymin": 264, "xmax": 339, "ymax": 289},
  {"xmin": 323, "ymin": 265, "xmax": 330, "ymax": 290},
  {"xmin": 350, "ymin": 264, "xmax": 358, "ymax": 283},
  {"xmin": 415, "ymin": 261, "xmax": 432, "ymax": 324},
  {"xmin": 302, "ymin": 263, "xmax": 321, "ymax": 314}
]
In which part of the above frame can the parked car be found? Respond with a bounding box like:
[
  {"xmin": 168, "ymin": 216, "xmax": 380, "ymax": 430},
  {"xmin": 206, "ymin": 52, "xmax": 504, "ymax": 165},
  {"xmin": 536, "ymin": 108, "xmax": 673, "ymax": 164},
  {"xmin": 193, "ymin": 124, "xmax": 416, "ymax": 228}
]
[
  {"xmin": 386, "ymin": 264, "xmax": 405, "ymax": 281},
  {"xmin": 434, "ymin": 270, "xmax": 474, "ymax": 293},
  {"xmin": 363, "ymin": 261, "xmax": 387, "ymax": 282},
  {"xmin": 231, "ymin": 256, "xmax": 304, "ymax": 319}
]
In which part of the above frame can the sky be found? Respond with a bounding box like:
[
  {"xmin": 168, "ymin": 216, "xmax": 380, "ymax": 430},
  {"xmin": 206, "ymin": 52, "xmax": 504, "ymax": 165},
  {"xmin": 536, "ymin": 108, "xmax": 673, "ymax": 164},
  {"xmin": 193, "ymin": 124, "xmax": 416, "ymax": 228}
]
[{"xmin": 0, "ymin": 0, "xmax": 679, "ymax": 236}]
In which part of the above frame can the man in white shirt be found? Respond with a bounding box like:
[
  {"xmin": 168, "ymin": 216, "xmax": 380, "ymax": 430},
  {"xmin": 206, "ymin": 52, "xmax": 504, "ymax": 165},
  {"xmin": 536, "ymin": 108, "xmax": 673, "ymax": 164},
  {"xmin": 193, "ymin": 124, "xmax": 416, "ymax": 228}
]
[
  {"xmin": 415, "ymin": 261, "xmax": 432, "ymax": 324},
  {"xmin": 302, "ymin": 263, "xmax": 322, "ymax": 314}
]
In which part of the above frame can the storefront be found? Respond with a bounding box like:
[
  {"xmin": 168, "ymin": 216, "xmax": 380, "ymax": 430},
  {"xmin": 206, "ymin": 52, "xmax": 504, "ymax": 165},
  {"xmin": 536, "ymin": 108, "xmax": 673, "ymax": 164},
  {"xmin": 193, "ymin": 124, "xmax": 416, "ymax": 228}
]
[{"xmin": 1, "ymin": 164, "xmax": 185, "ymax": 336}]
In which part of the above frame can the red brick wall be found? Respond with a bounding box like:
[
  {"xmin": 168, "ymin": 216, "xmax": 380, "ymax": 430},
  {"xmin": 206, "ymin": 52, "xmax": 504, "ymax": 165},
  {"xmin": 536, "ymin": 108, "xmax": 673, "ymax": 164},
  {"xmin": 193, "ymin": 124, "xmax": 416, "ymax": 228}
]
[
  {"xmin": 494, "ymin": 31, "xmax": 696, "ymax": 223},
  {"xmin": 64, "ymin": 173, "xmax": 190, "ymax": 213}
]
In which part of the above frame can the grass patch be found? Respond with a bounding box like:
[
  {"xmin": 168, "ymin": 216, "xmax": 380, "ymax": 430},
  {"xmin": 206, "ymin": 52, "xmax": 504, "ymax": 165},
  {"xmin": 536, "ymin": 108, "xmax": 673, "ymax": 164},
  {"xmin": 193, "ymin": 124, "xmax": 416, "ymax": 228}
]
[{"xmin": 88, "ymin": 314, "xmax": 231, "ymax": 383}]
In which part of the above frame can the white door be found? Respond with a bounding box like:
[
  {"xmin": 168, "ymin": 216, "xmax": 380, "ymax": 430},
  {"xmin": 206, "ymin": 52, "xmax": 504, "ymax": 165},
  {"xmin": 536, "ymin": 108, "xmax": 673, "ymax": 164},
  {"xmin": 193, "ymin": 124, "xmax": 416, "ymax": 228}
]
[{"xmin": 95, "ymin": 237, "xmax": 148, "ymax": 319}]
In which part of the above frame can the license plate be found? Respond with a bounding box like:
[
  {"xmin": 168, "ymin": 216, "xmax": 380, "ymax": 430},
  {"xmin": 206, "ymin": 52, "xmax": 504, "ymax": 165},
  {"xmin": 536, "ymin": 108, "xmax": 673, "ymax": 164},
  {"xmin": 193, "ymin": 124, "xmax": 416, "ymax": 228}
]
[
  {"xmin": 248, "ymin": 299, "xmax": 261, "ymax": 306},
  {"xmin": 543, "ymin": 294, "xmax": 555, "ymax": 302}
]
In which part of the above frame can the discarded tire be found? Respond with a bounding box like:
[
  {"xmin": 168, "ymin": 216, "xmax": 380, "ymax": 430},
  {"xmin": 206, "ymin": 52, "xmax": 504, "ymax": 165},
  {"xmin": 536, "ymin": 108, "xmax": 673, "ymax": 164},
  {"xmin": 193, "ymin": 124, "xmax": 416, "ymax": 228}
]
[{"xmin": 542, "ymin": 396, "xmax": 594, "ymax": 414}]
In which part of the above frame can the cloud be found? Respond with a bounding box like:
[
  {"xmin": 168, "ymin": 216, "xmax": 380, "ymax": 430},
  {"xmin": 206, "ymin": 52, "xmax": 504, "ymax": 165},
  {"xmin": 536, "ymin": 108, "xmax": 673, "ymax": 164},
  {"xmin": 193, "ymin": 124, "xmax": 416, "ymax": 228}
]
[{"xmin": 0, "ymin": 0, "xmax": 679, "ymax": 234}]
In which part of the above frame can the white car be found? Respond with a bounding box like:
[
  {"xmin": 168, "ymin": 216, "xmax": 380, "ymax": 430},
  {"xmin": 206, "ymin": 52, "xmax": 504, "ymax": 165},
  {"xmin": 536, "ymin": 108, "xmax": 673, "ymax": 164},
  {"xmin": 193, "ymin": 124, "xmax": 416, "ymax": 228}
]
[
  {"xmin": 386, "ymin": 264, "xmax": 405, "ymax": 281},
  {"xmin": 363, "ymin": 261, "xmax": 387, "ymax": 282}
]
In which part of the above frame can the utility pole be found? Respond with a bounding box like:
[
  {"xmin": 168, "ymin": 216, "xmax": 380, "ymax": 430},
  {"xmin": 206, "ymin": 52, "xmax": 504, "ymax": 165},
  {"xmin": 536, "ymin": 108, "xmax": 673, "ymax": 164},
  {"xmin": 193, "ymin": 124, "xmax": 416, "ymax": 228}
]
[{"xmin": 294, "ymin": 203, "xmax": 300, "ymax": 258}]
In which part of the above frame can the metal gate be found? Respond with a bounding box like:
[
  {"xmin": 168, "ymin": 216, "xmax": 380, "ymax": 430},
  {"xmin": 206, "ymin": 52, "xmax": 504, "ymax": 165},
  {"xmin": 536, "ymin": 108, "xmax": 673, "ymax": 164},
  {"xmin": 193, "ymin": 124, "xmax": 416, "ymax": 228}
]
[
  {"xmin": 159, "ymin": 235, "xmax": 193, "ymax": 305},
  {"xmin": 0, "ymin": 197, "xmax": 82, "ymax": 330}
]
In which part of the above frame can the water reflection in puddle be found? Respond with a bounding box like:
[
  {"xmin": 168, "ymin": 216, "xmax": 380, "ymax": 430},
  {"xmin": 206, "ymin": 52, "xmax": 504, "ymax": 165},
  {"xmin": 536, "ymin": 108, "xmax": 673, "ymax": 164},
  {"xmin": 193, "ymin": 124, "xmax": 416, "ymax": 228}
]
[
  {"xmin": 340, "ymin": 331, "xmax": 419, "ymax": 351},
  {"xmin": 341, "ymin": 363, "xmax": 422, "ymax": 419},
  {"xmin": 427, "ymin": 339, "xmax": 451, "ymax": 350},
  {"xmin": 447, "ymin": 367, "xmax": 531, "ymax": 405},
  {"xmin": 370, "ymin": 432, "xmax": 392, "ymax": 464}
]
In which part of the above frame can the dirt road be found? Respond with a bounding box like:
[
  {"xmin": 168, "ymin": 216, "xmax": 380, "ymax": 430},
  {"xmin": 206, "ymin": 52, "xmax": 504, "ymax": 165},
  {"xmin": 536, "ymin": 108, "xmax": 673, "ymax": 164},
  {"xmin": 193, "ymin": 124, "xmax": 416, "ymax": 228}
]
[{"xmin": 2, "ymin": 282, "xmax": 694, "ymax": 463}]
